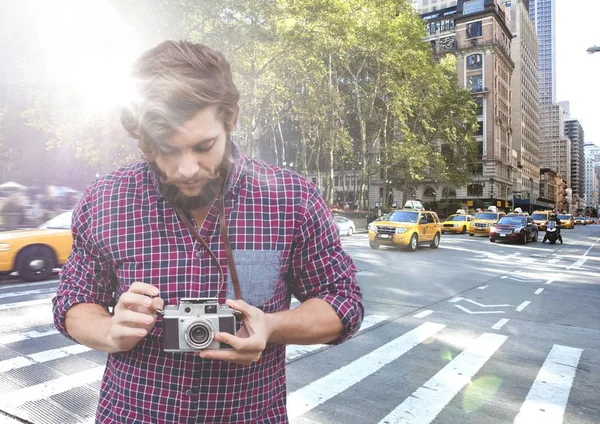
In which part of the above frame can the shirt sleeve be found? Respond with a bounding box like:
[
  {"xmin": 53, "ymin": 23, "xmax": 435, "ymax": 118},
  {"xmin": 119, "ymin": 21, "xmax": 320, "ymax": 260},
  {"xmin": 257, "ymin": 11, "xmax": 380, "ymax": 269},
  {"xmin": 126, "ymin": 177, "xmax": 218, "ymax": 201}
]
[
  {"xmin": 52, "ymin": 189, "xmax": 115, "ymax": 340},
  {"xmin": 289, "ymin": 184, "xmax": 364, "ymax": 344}
]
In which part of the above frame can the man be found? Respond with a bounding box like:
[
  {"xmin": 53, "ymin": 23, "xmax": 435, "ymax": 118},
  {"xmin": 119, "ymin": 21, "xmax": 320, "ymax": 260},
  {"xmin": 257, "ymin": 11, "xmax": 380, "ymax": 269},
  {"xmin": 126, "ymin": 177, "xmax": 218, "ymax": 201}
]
[
  {"xmin": 52, "ymin": 40, "xmax": 363, "ymax": 423},
  {"xmin": 542, "ymin": 212, "xmax": 563, "ymax": 244}
]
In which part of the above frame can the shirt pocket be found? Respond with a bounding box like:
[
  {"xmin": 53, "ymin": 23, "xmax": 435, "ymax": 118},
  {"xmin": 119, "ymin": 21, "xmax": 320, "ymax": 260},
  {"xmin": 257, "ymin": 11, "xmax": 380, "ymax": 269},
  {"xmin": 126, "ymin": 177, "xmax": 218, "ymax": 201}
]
[{"xmin": 226, "ymin": 250, "xmax": 282, "ymax": 307}]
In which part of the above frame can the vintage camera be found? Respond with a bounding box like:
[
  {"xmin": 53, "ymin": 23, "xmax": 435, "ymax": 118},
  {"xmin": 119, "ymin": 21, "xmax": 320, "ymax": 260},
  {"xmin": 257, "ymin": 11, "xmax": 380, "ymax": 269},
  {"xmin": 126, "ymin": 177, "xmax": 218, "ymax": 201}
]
[{"xmin": 162, "ymin": 298, "xmax": 240, "ymax": 352}]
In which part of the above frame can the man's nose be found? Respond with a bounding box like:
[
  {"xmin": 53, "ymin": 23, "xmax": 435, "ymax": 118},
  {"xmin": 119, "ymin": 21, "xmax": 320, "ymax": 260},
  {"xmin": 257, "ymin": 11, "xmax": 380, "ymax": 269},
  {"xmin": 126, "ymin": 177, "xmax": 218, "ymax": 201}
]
[{"xmin": 178, "ymin": 155, "xmax": 200, "ymax": 179}]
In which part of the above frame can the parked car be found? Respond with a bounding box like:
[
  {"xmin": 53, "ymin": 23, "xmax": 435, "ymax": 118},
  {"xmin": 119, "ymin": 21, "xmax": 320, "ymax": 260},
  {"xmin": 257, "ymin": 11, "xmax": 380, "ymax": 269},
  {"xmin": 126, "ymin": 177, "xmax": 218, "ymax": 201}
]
[
  {"xmin": 489, "ymin": 216, "xmax": 538, "ymax": 244},
  {"xmin": 0, "ymin": 210, "xmax": 73, "ymax": 282},
  {"xmin": 368, "ymin": 209, "xmax": 441, "ymax": 251},
  {"xmin": 334, "ymin": 216, "xmax": 356, "ymax": 236}
]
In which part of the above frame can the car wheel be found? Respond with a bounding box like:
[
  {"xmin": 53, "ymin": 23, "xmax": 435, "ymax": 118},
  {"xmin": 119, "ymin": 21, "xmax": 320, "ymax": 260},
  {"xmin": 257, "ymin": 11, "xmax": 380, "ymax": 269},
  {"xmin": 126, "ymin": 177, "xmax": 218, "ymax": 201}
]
[
  {"xmin": 469, "ymin": 233, "xmax": 474, "ymax": 237},
  {"xmin": 369, "ymin": 242, "xmax": 380, "ymax": 250},
  {"xmin": 461, "ymin": 226, "xmax": 467, "ymax": 234},
  {"xmin": 409, "ymin": 234, "xmax": 418, "ymax": 252},
  {"xmin": 521, "ymin": 232, "xmax": 528, "ymax": 244},
  {"xmin": 430, "ymin": 233, "xmax": 440, "ymax": 249},
  {"xmin": 348, "ymin": 227, "xmax": 354, "ymax": 236},
  {"xmin": 489, "ymin": 238, "xmax": 495, "ymax": 243},
  {"xmin": 17, "ymin": 246, "xmax": 55, "ymax": 282}
]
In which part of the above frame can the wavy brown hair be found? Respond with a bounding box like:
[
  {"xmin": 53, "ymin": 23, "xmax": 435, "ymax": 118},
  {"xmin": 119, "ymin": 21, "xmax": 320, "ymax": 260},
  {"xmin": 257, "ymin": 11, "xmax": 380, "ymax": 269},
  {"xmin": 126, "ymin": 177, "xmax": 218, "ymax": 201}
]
[{"xmin": 121, "ymin": 40, "xmax": 240, "ymax": 160}]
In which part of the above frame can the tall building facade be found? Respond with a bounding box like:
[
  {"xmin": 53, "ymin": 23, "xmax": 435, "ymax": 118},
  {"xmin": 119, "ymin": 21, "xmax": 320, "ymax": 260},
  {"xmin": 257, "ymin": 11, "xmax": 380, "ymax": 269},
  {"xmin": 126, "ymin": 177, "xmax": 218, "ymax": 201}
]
[
  {"xmin": 415, "ymin": 0, "xmax": 458, "ymax": 14},
  {"xmin": 539, "ymin": 103, "xmax": 571, "ymax": 196},
  {"xmin": 584, "ymin": 143, "xmax": 600, "ymax": 209},
  {"xmin": 529, "ymin": 0, "xmax": 556, "ymax": 104},
  {"xmin": 564, "ymin": 118, "xmax": 585, "ymax": 205},
  {"xmin": 508, "ymin": 0, "xmax": 540, "ymax": 212}
]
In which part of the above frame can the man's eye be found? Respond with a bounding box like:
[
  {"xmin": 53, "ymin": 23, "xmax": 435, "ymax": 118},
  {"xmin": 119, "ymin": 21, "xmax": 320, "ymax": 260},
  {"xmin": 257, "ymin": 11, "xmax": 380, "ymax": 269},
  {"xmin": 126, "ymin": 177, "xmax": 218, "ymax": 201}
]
[{"xmin": 194, "ymin": 140, "xmax": 216, "ymax": 152}]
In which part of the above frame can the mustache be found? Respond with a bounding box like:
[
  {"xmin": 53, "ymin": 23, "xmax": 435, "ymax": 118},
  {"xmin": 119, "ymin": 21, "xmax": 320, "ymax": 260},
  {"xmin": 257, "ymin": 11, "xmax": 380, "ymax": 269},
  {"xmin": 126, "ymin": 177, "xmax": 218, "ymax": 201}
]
[{"xmin": 161, "ymin": 170, "xmax": 222, "ymax": 186}]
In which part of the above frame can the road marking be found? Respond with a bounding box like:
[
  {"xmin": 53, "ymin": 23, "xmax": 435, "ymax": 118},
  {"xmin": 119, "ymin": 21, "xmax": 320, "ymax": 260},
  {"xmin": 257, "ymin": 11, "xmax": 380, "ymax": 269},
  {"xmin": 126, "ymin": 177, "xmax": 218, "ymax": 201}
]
[
  {"xmin": 0, "ymin": 297, "xmax": 51, "ymax": 311},
  {"xmin": 463, "ymin": 299, "xmax": 511, "ymax": 308},
  {"xmin": 287, "ymin": 322, "xmax": 446, "ymax": 420},
  {"xmin": 378, "ymin": 333, "xmax": 508, "ymax": 424},
  {"xmin": 286, "ymin": 314, "xmax": 388, "ymax": 361},
  {"xmin": 413, "ymin": 310, "xmax": 433, "ymax": 318},
  {"xmin": 454, "ymin": 305, "xmax": 505, "ymax": 315},
  {"xmin": 492, "ymin": 318, "xmax": 510, "ymax": 330},
  {"xmin": 501, "ymin": 275, "xmax": 508, "ymax": 279},
  {"xmin": 448, "ymin": 297, "xmax": 464, "ymax": 303},
  {"xmin": 477, "ymin": 285, "xmax": 489, "ymax": 290},
  {"xmin": 0, "ymin": 344, "xmax": 91, "ymax": 373},
  {"xmin": 514, "ymin": 344, "xmax": 583, "ymax": 424},
  {"xmin": 566, "ymin": 238, "xmax": 600, "ymax": 269},
  {"xmin": 0, "ymin": 367, "xmax": 105, "ymax": 407},
  {"xmin": 547, "ymin": 258, "xmax": 560, "ymax": 264},
  {"xmin": 0, "ymin": 280, "xmax": 59, "ymax": 290},
  {"xmin": 0, "ymin": 287, "xmax": 57, "ymax": 300},
  {"xmin": 0, "ymin": 328, "xmax": 59, "ymax": 345},
  {"xmin": 535, "ymin": 288, "xmax": 544, "ymax": 295},
  {"xmin": 516, "ymin": 301, "xmax": 531, "ymax": 312}
]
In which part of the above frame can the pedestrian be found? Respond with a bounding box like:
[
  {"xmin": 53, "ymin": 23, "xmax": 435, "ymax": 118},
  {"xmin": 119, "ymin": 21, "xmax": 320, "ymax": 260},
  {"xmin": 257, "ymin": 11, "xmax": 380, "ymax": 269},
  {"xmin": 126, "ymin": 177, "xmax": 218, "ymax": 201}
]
[{"xmin": 52, "ymin": 40, "xmax": 363, "ymax": 423}]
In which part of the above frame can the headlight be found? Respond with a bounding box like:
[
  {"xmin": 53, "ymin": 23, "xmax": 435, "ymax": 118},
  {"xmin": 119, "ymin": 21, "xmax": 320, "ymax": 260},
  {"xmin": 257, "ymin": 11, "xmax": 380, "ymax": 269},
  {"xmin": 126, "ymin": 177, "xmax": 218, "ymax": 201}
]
[
  {"xmin": 490, "ymin": 226, "xmax": 496, "ymax": 232},
  {"xmin": 395, "ymin": 228, "xmax": 407, "ymax": 234},
  {"xmin": 368, "ymin": 225, "xmax": 377, "ymax": 233},
  {"xmin": 0, "ymin": 243, "xmax": 11, "ymax": 252}
]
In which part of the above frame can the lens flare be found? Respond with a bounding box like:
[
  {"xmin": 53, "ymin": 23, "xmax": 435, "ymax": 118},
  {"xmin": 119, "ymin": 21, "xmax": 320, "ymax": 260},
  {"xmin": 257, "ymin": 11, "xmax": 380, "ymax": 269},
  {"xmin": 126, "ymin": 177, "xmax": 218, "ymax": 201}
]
[{"xmin": 462, "ymin": 375, "xmax": 503, "ymax": 413}]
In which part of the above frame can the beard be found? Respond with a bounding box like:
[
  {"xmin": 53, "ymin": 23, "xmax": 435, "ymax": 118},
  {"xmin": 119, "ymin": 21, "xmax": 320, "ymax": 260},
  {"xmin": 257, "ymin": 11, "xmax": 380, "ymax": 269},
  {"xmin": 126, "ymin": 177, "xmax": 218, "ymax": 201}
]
[{"xmin": 149, "ymin": 139, "xmax": 234, "ymax": 211}]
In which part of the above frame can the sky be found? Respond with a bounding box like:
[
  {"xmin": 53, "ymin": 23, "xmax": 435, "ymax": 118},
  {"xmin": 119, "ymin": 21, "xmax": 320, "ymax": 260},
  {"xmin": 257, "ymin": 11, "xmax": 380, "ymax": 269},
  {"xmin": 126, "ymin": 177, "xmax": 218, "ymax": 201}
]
[{"xmin": 556, "ymin": 0, "xmax": 600, "ymax": 144}]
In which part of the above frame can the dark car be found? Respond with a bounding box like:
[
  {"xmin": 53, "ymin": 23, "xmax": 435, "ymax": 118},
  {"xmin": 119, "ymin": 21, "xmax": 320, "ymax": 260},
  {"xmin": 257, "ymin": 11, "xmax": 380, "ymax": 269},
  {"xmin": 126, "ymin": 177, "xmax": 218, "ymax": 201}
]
[{"xmin": 489, "ymin": 216, "xmax": 538, "ymax": 244}]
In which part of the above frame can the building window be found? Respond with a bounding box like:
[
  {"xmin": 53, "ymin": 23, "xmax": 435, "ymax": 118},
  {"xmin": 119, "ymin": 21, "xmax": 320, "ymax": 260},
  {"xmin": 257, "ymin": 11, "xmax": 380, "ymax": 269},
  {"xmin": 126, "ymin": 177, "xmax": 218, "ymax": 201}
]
[
  {"xmin": 466, "ymin": 21, "xmax": 483, "ymax": 39},
  {"xmin": 474, "ymin": 120, "xmax": 484, "ymax": 136},
  {"xmin": 467, "ymin": 54, "xmax": 483, "ymax": 70},
  {"xmin": 424, "ymin": 188, "xmax": 436, "ymax": 198},
  {"xmin": 467, "ymin": 184, "xmax": 484, "ymax": 197},
  {"xmin": 467, "ymin": 75, "xmax": 483, "ymax": 92},
  {"xmin": 473, "ymin": 97, "xmax": 483, "ymax": 115},
  {"xmin": 442, "ymin": 188, "xmax": 457, "ymax": 198}
]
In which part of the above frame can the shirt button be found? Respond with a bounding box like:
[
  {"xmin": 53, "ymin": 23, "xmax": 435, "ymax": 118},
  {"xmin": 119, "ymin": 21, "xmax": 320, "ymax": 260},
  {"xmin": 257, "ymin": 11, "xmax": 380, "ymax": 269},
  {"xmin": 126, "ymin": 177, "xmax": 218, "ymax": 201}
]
[
  {"xmin": 185, "ymin": 389, "xmax": 192, "ymax": 396},
  {"xmin": 196, "ymin": 252, "xmax": 202, "ymax": 258}
]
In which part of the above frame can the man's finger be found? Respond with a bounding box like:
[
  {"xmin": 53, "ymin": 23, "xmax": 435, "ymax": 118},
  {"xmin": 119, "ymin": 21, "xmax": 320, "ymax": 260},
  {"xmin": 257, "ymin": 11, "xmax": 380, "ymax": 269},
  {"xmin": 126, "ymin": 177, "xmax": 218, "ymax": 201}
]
[
  {"xmin": 213, "ymin": 331, "xmax": 244, "ymax": 350},
  {"xmin": 119, "ymin": 292, "xmax": 155, "ymax": 310},
  {"xmin": 116, "ymin": 309, "xmax": 155, "ymax": 327},
  {"xmin": 225, "ymin": 299, "xmax": 254, "ymax": 317},
  {"xmin": 128, "ymin": 281, "xmax": 160, "ymax": 297},
  {"xmin": 112, "ymin": 325, "xmax": 148, "ymax": 339}
]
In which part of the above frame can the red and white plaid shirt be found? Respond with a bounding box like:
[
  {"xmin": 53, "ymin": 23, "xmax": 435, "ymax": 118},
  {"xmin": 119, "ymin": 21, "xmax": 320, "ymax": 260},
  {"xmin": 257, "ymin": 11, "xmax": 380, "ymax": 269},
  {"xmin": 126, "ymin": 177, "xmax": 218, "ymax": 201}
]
[{"xmin": 53, "ymin": 144, "xmax": 363, "ymax": 423}]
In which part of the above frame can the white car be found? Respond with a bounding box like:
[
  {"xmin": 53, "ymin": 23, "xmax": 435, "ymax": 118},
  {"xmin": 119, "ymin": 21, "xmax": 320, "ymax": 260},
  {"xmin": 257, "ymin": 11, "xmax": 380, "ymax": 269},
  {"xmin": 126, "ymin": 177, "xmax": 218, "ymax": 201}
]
[{"xmin": 334, "ymin": 216, "xmax": 356, "ymax": 236}]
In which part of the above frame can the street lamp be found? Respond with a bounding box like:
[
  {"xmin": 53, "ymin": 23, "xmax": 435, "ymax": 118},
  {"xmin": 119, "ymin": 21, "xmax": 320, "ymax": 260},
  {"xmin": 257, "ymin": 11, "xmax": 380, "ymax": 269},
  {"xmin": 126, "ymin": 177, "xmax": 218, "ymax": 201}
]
[{"xmin": 587, "ymin": 46, "xmax": 600, "ymax": 54}]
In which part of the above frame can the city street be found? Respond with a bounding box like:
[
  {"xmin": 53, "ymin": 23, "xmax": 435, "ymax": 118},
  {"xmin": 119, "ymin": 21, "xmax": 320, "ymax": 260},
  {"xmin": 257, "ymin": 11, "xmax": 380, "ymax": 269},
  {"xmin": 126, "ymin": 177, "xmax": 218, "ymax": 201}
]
[{"xmin": 0, "ymin": 224, "xmax": 599, "ymax": 423}]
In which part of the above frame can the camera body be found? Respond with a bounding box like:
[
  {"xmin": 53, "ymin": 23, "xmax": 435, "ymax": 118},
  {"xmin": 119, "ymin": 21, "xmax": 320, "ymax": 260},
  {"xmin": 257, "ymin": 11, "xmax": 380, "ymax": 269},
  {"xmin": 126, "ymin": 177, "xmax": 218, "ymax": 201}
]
[{"xmin": 162, "ymin": 298, "xmax": 239, "ymax": 352}]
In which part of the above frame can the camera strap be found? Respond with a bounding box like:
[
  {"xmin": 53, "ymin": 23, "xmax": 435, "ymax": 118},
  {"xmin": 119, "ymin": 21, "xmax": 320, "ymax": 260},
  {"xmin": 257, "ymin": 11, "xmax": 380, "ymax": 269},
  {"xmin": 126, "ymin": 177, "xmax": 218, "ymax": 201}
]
[{"xmin": 175, "ymin": 196, "xmax": 242, "ymax": 301}]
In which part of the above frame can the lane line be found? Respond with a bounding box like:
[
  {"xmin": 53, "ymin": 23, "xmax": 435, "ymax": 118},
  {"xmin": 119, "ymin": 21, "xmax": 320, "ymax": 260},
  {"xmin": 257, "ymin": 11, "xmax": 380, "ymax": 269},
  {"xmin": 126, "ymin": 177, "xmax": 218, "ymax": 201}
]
[
  {"xmin": 566, "ymin": 237, "xmax": 600, "ymax": 269},
  {"xmin": 0, "ymin": 297, "xmax": 51, "ymax": 311},
  {"xmin": 0, "ymin": 344, "xmax": 91, "ymax": 373},
  {"xmin": 516, "ymin": 301, "xmax": 531, "ymax": 312},
  {"xmin": 378, "ymin": 333, "xmax": 508, "ymax": 424},
  {"xmin": 287, "ymin": 322, "xmax": 446, "ymax": 420},
  {"xmin": 477, "ymin": 285, "xmax": 489, "ymax": 290},
  {"xmin": 492, "ymin": 318, "xmax": 510, "ymax": 330},
  {"xmin": 464, "ymin": 299, "xmax": 511, "ymax": 308},
  {"xmin": 454, "ymin": 305, "xmax": 505, "ymax": 315},
  {"xmin": 514, "ymin": 344, "xmax": 583, "ymax": 424},
  {"xmin": 413, "ymin": 310, "xmax": 433, "ymax": 318},
  {"xmin": 448, "ymin": 297, "xmax": 464, "ymax": 303},
  {"xmin": 286, "ymin": 314, "xmax": 388, "ymax": 361},
  {"xmin": 534, "ymin": 288, "xmax": 544, "ymax": 295},
  {"xmin": 0, "ymin": 327, "xmax": 58, "ymax": 345}
]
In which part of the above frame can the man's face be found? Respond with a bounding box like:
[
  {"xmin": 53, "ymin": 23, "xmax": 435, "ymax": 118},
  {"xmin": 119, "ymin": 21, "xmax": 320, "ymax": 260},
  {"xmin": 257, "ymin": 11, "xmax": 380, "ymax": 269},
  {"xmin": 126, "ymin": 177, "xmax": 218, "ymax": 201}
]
[{"xmin": 151, "ymin": 106, "xmax": 234, "ymax": 211}]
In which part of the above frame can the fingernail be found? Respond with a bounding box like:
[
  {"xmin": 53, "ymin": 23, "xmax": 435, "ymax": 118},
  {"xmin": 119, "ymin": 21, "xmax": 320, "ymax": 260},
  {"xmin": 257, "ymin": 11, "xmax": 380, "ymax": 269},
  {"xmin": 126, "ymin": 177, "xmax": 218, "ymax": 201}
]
[
  {"xmin": 152, "ymin": 289, "xmax": 160, "ymax": 296},
  {"xmin": 144, "ymin": 298, "xmax": 152, "ymax": 306}
]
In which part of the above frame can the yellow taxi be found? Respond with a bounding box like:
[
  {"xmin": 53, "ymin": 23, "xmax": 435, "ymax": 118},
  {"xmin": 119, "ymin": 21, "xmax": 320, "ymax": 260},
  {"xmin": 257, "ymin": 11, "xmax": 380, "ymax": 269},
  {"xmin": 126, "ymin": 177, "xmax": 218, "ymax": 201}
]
[
  {"xmin": 441, "ymin": 213, "xmax": 473, "ymax": 234},
  {"xmin": 468, "ymin": 211, "xmax": 506, "ymax": 236},
  {"xmin": 557, "ymin": 214, "xmax": 575, "ymax": 229},
  {"xmin": 530, "ymin": 210, "xmax": 552, "ymax": 231},
  {"xmin": 0, "ymin": 210, "xmax": 73, "ymax": 282},
  {"xmin": 368, "ymin": 209, "xmax": 442, "ymax": 251}
]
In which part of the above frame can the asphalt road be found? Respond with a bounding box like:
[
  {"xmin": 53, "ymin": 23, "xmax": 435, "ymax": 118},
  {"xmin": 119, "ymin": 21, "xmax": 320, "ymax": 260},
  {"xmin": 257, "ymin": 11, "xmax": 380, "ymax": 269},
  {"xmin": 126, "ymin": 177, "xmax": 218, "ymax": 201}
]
[{"xmin": 0, "ymin": 224, "xmax": 599, "ymax": 423}]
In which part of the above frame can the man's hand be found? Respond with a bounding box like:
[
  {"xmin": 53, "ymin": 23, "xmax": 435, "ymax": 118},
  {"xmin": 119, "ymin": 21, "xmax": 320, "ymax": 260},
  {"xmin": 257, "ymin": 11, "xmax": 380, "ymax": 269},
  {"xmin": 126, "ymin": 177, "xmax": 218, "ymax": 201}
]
[
  {"xmin": 198, "ymin": 299, "xmax": 272, "ymax": 365},
  {"xmin": 105, "ymin": 282, "xmax": 164, "ymax": 352}
]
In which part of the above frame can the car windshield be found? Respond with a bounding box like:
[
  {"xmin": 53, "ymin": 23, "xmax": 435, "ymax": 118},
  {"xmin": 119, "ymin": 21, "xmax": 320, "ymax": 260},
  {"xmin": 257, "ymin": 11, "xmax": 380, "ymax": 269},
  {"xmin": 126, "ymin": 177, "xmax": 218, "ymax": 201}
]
[
  {"xmin": 558, "ymin": 215, "xmax": 570, "ymax": 220},
  {"xmin": 531, "ymin": 213, "xmax": 548, "ymax": 220},
  {"xmin": 448, "ymin": 215, "xmax": 466, "ymax": 221},
  {"xmin": 385, "ymin": 211, "xmax": 419, "ymax": 223},
  {"xmin": 498, "ymin": 217, "xmax": 526, "ymax": 226},
  {"xmin": 477, "ymin": 213, "xmax": 498, "ymax": 220},
  {"xmin": 38, "ymin": 211, "xmax": 73, "ymax": 230},
  {"xmin": 334, "ymin": 217, "xmax": 347, "ymax": 223}
]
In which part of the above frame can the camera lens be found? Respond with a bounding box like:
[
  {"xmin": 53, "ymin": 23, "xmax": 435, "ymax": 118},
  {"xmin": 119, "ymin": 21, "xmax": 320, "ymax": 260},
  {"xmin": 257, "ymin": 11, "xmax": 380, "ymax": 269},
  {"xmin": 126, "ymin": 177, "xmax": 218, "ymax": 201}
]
[{"xmin": 185, "ymin": 320, "xmax": 213, "ymax": 349}]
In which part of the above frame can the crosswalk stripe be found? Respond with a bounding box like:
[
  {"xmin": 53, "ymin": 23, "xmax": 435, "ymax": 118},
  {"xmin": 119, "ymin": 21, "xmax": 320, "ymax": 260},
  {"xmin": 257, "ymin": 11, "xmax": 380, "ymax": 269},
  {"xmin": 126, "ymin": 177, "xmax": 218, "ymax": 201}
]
[
  {"xmin": 0, "ymin": 298, "xmax": 51, "ymax": 311},
  {"xmin": 0, "ymin": 287, "xmax": 57, "ymax": 300},
  {"xmin": 0, "ymin": 367, "xmax": 105, "ymax": 407},
  {"xmin": 0, "ymin": 328, "xmax": 58, "ymax": 345},
  {"xmin": 378, "ymin": 333, "xmax": 508, "ymax": 424},
  {"xmin": 513, "ymin": 344, "xmax": 582, "ymax": 424},
  {"xmin": 287, "ymin": 322, "xmax": 446, "ymax": 420},
  {"xmin": 0, "ymin": 344, "xmax": 91, "ymax": 373},
  {"xmin": 286, "ymin": 314, "xmax": 389, "ymax": 361}
]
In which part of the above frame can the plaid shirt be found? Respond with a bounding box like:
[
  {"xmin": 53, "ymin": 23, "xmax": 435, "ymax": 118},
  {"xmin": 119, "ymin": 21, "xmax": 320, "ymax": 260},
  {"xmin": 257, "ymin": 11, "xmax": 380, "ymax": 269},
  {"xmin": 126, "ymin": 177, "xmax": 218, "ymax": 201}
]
[{"xmin": 52, "ymin": 144, "xmax": 363, "ymax": 423}]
